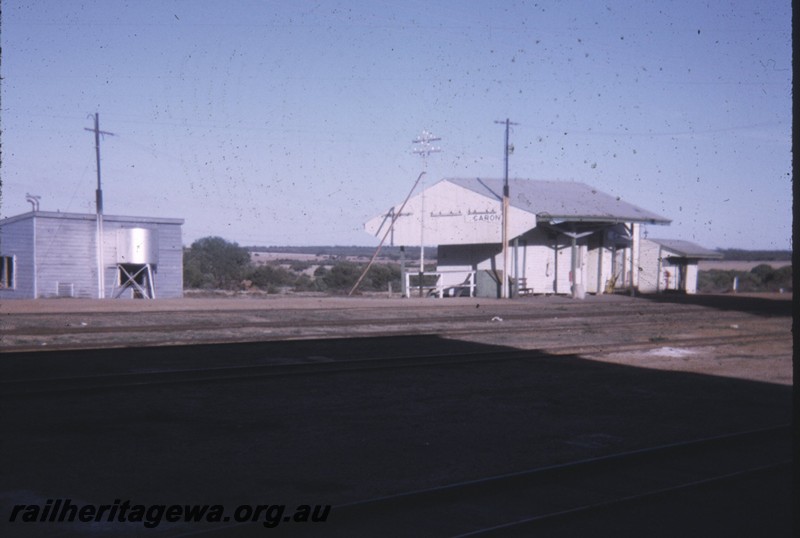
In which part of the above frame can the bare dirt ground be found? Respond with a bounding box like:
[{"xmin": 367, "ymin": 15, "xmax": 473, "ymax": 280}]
[{"xmin": 1, "ymin": 292, "xmax": 792, "ymax": 385}]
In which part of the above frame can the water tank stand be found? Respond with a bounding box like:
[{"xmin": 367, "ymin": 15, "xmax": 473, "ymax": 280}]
[{"xmin": 113, "ymin": 263, "xmax": 156, "ymax": 299}]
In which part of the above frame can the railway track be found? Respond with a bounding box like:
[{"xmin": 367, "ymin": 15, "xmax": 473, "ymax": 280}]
[
  {"xmin": 167, "ymin": 424, "xmax": 791, "ymax": 537},
  {"xmin": 1, "ymin": 301, "xmax": 784, "ymax": 353},
  {"xmin": 0, "ymin": 330, "xmax": 785, "ymax": 397},
  {"xmin": 0, "ymin": 303, "xmax": 754, "ymax": 336},
  {"xmin": 0, "ymin": 348, "xmax": 541, "ymax": 396},
  {"xmin": 321, "ymin": 425, "xmax": 792, "ymax": 537}
]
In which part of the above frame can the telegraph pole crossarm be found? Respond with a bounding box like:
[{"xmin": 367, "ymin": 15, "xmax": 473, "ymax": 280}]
[{"xmin": 84, "ymin": 113, "xmax": 115, "ymax": 214}]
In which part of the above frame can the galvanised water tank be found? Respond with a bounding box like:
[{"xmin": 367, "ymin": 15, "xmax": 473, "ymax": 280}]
[{"xmin": 116, "ymin": 228, "xmax": 159, "ymax": 264}]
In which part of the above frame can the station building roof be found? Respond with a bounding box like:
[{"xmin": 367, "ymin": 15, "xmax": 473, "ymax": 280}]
[
  {"xmin": 365, "ymin": 178, "xmax": 670, "ymax": 246},
  {"xmin": 447, "ymin": 178, "xmax": 671, "ymax": 225}
]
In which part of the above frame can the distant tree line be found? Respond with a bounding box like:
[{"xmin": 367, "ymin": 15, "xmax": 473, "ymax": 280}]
[
  {"xmin": 715, "ymin": 249, "xmax": 792, "ymax": 262},
  {"xmin": 184, "ymin": 237, "xmax": 402, "ymax": 293},
  {"xmin": 698, "ymin": 264, "xmax": 792, "ymax": 293},
  {"xmin": 185, "ymin": 237, "xmax": 791, "ymax": 294}
]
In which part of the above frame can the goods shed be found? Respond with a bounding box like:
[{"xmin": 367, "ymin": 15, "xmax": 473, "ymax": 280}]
[
  {"xmin": 365, "ymin": 178, "xmax": 671, "ymax": 297},
  {"xmin": 0, "ymin": 210, "xmax": 184, "ymax": 299},
  {"xmin": 638, "ymin": 238, "xmax": 722, "ymax": 294}
]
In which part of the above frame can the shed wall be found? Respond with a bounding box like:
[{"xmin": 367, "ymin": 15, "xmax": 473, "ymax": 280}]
[
  {"xmin": 521, "ymin": 241, "xmax": 571, "ymax": 294},
  {"xmin": 684, "ymin": 264, "xmax": 699, "ymax": 294},
  {"xmin": 638, "ymin": 238, "xmax": 662, "ymax": 293},
  {"xmin": 149, "ymin": 222, "xmax": 183, "ymax": 298},
  {"xmin": 35, "ymin": 215, "xmax": 98, "ymax": 298},
  {"xmin": 586, "ymin": 242, "xmax": 614, "ymax": 294},
  {"xmin": 0, "ymin": 217, "xmax": 35, "ymax": 299}
]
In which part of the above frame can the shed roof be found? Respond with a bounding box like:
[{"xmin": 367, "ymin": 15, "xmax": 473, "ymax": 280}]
[
  {"xmin": 0, "ymin": 210, "xmax": 184, "ymax": 226},
  {"xmin": 446, "ymin": 178, "xmax": 671, "ymax": 225},
  {"xmin": 648, "ymin": 238, "xmax": 722, "ymax": 259}
]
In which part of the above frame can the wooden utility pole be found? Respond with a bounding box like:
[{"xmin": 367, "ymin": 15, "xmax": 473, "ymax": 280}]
[
  {"xmin": 495, "ymin": 119, "xmax": 517, "ymax": 299},
  {"xmin": 412, "ymin": 130, "xmax": 441, "ymax": 297},
  {"xmin": 85, "ymin": 113, "xmax": 115, "ymax": 299}
]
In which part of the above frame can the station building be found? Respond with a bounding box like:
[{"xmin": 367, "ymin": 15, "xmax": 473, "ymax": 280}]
[
  {"xmin": 365, "ymin": 177, "xmax": 709, "ymax": 297},
  {"xmin": 0, "ymin": 211, "xmax": 184, "ymax": 299}
]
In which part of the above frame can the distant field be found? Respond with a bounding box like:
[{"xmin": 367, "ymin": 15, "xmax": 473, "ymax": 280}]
[
  {"xmin": 698, "ymin": 260, "xmax": 792, "ymax": 271},
  {"xmin": 250, "ymin": 253, "xmax": 792, "ymax": 272},
  {"xmin": 250, "ymin": 252, "xmax": 324, "ymax": 263},
  {"xmin": 249, "ymin": 251, "xmax": 393, "ymax": 263}
]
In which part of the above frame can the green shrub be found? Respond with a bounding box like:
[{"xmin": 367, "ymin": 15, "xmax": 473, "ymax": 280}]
[
  {"xmin": 308, "ymin": 261, "xmax": 403, "ymax": 293},
  {"xmin": 183, "ymin": 237, "xmax": 251, "ymax": 290},
  {"xmin": 247, "ymin": 265, "xmax": 296, "ymax": 291},
  {"xmin": 321, "ymin": 261, "xmax": 362, "ymax": 292},
  {"xmin": 362, "ymin": 263, "xmax": 402, "ymax": 291},
  {"xmin": 293, "ymin": 274, "xmax": 316, "ymax": 292}
]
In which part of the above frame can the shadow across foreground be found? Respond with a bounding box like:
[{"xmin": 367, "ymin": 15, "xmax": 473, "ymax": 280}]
[
  {"xmin": 0, "ymin": 335, "xmax": 792, "ymax": 536},
  {"xmin": 635, "ymin": 292, "xmax": 793, "ymax": 317}
]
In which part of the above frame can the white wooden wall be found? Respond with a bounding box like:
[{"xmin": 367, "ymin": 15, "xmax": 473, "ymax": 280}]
[
  {"xmin": 438, "ymin": 224, "xmax": 646, "ymax": 297},
  {"xmin": 365, "ymin": 180, "xmax": 537, "ymax": 246}
]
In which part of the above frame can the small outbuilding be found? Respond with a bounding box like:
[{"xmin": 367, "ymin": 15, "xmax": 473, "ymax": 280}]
[
  {"xmin": 638, "ymin": 238, "xmax": 723, "ymax": 294},
  {"xmin": 366, "ymin": 178, "xmax": 672, "ymax": 297},
  {"xmin": 0, "ymin": 211, "xmax": 184, "ymax": 299}
]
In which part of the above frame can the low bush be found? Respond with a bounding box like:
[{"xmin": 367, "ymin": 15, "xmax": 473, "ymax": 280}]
[
  {"xmin": 184, "ymin": 238, "xmax": 404, "ymax": 294},
  {"xmin": 697, "ymin": 265, "xmax": 792, "ymax": 293}
]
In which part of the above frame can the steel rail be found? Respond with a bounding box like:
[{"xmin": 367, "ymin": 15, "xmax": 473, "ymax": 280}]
[
  {"xmin": 330, "ymin": 424, "xmax": 792, "ymax": 536},
  {"xmin": 454, "ymin": 461, "xmax": 791, "ymax": 537},
  {"xmin": 1, "ymin": 329, "xmax": 786, "ymax": 397},
  {"xmin": 0, "ymin": 348, "xmax": 550, "ymax": 396},
  {"xmin": 164, "ymin": 424, "xmax": 791, "ymax": 537},
  {"xmin": 0, "ymin": 329, "xmax": 786, "ymax": 397},
  {"xmin": 1, "ymin": 309, "xmax": 781, "ymax": 353},
  {"xmin": 0, "ymin": 303, "xmax": 734, "ymax": 337},
  {"xmin": 334, "ymin": 423, "xmax": 790, "ymax": 507}
]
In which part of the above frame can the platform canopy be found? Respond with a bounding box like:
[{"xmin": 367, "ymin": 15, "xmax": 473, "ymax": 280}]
[{"xmin": 365, "ymin": 178, "xmax": 670, "ymax": 246}]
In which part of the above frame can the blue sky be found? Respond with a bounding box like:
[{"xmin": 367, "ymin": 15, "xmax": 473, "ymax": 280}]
[{"xmin": 1, "ymin": 0, "xmax": 792, "ymax": 249}]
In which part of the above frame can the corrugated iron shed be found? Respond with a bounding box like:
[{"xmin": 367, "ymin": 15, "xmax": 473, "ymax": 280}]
[
  {"xmin": 648, "ymin": 238, "xmax": 722, "ymax": 259},
  {"xmin": 0, "ymin": 211, "xmax": 184, "ymax": 299}
]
